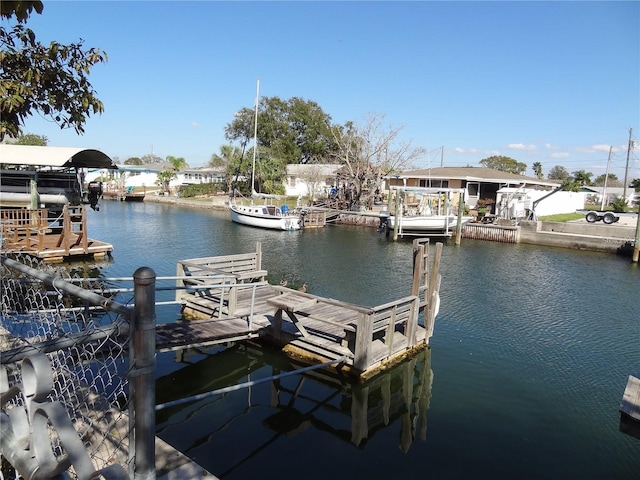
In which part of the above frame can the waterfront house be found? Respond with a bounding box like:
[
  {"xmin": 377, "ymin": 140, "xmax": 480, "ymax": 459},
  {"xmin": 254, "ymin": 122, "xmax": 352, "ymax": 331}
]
[
  {"xmin": 387, "ymin": 167, "xmax": 560, "ymax": 214},
  {"xmin": 177, "ymin": 167, "xmax": 226, "ymax": 186},
  {"xmin": 284, "ymin": 164, "xmax": 341, "ymax": 199}
]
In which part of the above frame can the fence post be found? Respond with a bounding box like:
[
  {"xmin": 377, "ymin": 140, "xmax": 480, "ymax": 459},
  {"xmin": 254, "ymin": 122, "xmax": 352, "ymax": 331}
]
[{"xmin": 132, "ymin": 267, "xmax": 156, "ymax": 480}]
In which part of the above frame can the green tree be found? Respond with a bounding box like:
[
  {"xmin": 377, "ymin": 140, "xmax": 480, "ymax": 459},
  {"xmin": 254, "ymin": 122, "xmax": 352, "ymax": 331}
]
[
  {"xmin": 593, "ymin": 173, "xmax": 621, "ymax": 187},
  {"xmin": 14, "ymin": 132, "xmax": 47, "ymax": 145},
  {"xmin": 156, "ymin": 170, "xmax": 174, "ymax": 194},
  {"xmin": 224, "ymin": 94, "xmax": 336, "ymax": 193},
  {"xmin": 572, "ymin": 169, "xmax": 593, "ymax": 186},
  {"xmin": 155, "ymin": 156, "xmax": 187, "ymax": 194},
  {"xmin": 479, "ymin": 155, "xmax": 527, "ymax": 175},
  {"xmin": 124, "ymin": 157, "xmax": 142, "ymax": 165},
  {"xmin": 630, "ymin": 178, "xmax": 640, "ymax": 192},
  {"xmin": 548, "ymin": 165, "xmax": 570, "ymax": 181},
  {"xmin": 532, "ymin": 162, "xmax": 543, "ymax": 179},
  {"xmin": 166, "ymin": 155, "xmax": 188, "ymax": 171},
  {"xmin": 1, "ymin": 1, "xmax": 108, "ymax": 140},
  {"xmin": 209, "ymin": 144, "xmax": 244, "ymax": 193}
]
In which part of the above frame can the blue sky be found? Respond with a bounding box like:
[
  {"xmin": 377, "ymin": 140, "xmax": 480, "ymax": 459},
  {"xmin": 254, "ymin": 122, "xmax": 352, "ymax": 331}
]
[{"xmin": 14, "ymin": 1, "xmax": 640, "ymax": 179}]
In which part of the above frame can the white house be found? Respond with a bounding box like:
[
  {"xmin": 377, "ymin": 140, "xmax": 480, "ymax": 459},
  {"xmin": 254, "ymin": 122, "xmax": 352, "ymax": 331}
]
[
  {"xmin": 178, "ymin": 167, "xmax": 226, "ymax": 185},
  {"xmin": 582, "ymin": 186, "xmax": 638, "ymax": 208},
  {"xmin": 284, "ymin": 164, "xmax": 340, "ymax": 198},
  {"xmin": 86, "ymin": 164, "xmax": 164, "ymax": 191}
]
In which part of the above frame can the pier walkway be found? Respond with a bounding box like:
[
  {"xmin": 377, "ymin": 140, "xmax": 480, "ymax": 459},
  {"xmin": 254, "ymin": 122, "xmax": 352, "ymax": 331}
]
[{"xmin": 166, "ymin": 240, "xmax": 442, "ymax": 378}]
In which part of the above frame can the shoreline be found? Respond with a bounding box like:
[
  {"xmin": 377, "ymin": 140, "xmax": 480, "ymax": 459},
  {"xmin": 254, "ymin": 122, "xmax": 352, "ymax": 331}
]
[{"xmin": 140, "ymin": 194, "xmax": 638, "ymax": 255}]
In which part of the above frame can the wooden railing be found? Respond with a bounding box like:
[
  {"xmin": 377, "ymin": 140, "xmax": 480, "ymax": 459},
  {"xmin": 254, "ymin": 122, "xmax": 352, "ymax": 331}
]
[
  {"xmin": 56, "ymin": 205, "xmax": 88, "ymax": 252},
  {"xmin": 352, "ymin": 295, "xmax": 421, "ymax": 371},
  {"xmin": 1, "ymin": 206, "xmax": 89, "ymax": 256},
  {"xmin": 1, "ymin": 208, "xmax": 51, "ymax": 252}
]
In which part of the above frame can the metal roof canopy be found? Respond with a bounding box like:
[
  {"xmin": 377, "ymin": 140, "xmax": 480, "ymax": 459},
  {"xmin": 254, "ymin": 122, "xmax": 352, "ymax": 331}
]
[{"xmin": 0, "ymin": 145, "xmax": 117, "ymax": 169}]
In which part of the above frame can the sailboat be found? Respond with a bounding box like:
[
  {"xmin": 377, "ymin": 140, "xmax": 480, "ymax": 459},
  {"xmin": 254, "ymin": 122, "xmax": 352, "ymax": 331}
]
[{"xmin": 228, "ymin": 80, "xmax": 303, "ymax": 231}]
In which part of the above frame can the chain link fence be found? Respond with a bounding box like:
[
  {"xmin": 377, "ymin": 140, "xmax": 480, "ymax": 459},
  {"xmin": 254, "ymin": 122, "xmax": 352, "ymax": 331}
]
[{"xmin": 1, "ymin": 253, "xmax": 137, "ymax": 479}]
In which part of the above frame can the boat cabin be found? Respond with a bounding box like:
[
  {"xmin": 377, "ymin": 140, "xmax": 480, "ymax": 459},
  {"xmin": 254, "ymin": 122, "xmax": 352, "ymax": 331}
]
[{"xmin": 0, "ymin": 145, "xmax": 117, "ymax": 214}]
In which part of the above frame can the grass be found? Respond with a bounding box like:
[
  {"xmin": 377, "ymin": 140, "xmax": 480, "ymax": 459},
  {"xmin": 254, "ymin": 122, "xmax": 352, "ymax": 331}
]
[{"xmin": 538, "ymin": 213, "xmax": 585, "ymax": 222}]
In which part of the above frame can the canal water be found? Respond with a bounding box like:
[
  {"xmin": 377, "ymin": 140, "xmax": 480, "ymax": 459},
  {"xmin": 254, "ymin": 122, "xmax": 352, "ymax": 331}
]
[{"xmin": 84, "ymin": 200, "xmax": 638, "ymax": 479}]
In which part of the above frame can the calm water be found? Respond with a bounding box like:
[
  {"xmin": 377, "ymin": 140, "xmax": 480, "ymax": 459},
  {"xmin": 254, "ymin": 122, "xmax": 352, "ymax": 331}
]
[{"xmin": 84, "ymin": 200, "xmax": 639, "ymax": 479}]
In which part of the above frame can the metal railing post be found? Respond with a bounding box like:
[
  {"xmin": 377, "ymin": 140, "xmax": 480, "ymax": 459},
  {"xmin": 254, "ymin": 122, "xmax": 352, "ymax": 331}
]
[{"xmin": 132, "ymin": 267, "xmax": 156, "ymax": 480}]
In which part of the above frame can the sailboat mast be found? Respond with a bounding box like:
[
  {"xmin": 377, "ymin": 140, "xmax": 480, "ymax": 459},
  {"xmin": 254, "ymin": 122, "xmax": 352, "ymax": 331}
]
[{"xmin": 251, "ymin": 79, "xmax": 260, "ymax": 195}]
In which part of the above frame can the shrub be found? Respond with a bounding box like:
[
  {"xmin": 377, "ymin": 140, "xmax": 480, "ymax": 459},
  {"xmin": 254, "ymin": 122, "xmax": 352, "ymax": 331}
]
[
  {"xmin": 611, "ymin": 195, "xmax": 627, "ymax": 213},
  {"xmin": 177, "ymin": 182, "xmax": 226, "ymax": 198}
]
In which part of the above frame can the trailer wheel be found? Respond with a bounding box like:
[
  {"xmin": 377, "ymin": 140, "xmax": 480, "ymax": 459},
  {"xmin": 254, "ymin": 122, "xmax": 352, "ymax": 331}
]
[
  {"xmin": 585, "ymin": 212, "xmax": 598, "ymax": 223},
  {"xmin": 603, "ymin": 213, "xmax": 616, "ymax": 224}
]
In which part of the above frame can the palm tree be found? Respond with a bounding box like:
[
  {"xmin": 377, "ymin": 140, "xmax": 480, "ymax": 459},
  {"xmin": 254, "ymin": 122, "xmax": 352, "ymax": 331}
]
[
  {"xmin": 572, "ymin": 169, "xmax": 593, "ymax": 186},
  {"xmin": 210, "ymin": 145, "xmax": 244, "ymax": 193},
  {"xmin": 532, "ymin": 162, "xmax": 543, "ymax": 179},
  {"xmin": 156, "ymin": 156, "xmax": 188, "ymax": 194}
]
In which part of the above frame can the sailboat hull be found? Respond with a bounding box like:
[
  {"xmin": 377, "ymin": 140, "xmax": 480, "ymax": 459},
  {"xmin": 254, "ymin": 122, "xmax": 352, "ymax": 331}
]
[{"xmin": 229, "ymin": 203, "xmax": 302, "ymax": 231}]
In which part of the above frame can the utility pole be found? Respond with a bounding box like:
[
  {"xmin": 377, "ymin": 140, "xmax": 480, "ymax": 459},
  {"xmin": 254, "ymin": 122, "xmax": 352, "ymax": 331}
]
[
  {"xmin": 440, "ymin": 146, "xmax": 444, "ymax": 168},
  {"xmin": 622, "ymin": 127, "xmax": 633, "ymax": 202},
  {"xmin": 601, "ymin": 146, "xmax": 612, "ymax": 211}
]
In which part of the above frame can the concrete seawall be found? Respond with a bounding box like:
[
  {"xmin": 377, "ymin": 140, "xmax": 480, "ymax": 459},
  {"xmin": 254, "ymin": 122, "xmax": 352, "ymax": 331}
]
[{"xmin": 519, "ymin": 219, "xmax": 637, "ymax": 254}]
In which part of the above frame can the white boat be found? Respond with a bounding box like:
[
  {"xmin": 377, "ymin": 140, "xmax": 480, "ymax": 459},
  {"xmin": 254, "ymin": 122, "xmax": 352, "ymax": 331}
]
[
  {"xmin": 230, "ymin": 202, "xmax": 302, "ymax": 231},
  {"xmin": 381, "ymin": 187, "xmax": 473, "ymax": 237},
  {"xmin": 229, "ymin": 80, "xmax": 303, "ymax": 231}
]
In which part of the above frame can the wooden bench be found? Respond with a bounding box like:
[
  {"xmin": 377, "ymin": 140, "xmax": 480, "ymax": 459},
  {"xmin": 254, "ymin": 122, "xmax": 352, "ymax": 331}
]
[{"xmin": 176, "ymin": 243, "xmax": 268, "ymax": 315}]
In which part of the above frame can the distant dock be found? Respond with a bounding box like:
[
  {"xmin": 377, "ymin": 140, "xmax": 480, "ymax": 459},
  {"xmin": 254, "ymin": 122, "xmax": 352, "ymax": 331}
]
[
  {"xmin": 1, "ymin": 206, "xmax": 113, "ymax": 262},
  {"xmin": 166, "ymin": 240, "xmax": 442, "ymax": 379},
  {"xmin": 102, "ymin": 186, "xmax": 146, "ymax": 202}
]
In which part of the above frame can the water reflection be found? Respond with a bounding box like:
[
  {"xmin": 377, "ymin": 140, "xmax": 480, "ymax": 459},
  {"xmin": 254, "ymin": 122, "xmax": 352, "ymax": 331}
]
[{"xmin": 155, "ymin": 344, "xmax": 433, "ymax": 474}]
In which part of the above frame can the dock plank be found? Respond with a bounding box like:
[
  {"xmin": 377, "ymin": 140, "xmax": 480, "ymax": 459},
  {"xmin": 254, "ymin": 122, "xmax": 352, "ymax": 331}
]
[{"xmin": 620, "ymin": 374, "xmax": 640, "ymax": 421}]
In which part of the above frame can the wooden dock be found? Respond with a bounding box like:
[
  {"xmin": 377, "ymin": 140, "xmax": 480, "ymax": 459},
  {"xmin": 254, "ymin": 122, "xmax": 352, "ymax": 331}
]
[
  {"xmin": 1, "ymin": 206, "xmax": 113, "ymax": 262},
  {"xmin": 167, "ymin": 240, "xmax": 442, "ymax": 379},
  {"xmin": 620, "ymin": 374, "xmax": 640, "ymax": 421},
  {"xmin": 620, "ymin": 374, "xmax": 640, "ymax": 439},
  {"xmin": 102, "ymin": 186, "xmax": 146, "ymax": 202}
]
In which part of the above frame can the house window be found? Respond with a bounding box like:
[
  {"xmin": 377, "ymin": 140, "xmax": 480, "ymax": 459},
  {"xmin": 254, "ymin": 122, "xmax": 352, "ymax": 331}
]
[
  {"xmin": 467, "ymin": 183, "xmax": 479, "ymax": 196},
  {"xmin": 419, "ymin": 179, "xmax": 449, "ymax": 188}
]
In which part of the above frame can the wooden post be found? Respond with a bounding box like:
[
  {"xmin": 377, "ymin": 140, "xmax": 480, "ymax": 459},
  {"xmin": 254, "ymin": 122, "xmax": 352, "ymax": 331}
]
[
  {"xmin": 406, "ymin": 296, "xmax": 419, "ymax": 347},
  {"xmin": 175, "ymin": 261, "xmax": 185, "ymax": 302},
  {"xmin": 633, "ymin": 205, "xmax": 640, "ymax": 263},
  {"xmin": 255, "ymin": 241, "xmax": 262, "ymax": 271},
  {"xmin": 353, "ymin": 311, "xmax": 373, "ymax": 371},
  {"xmin": 393, "ymin": 189, "xmax": 401, "ymax": 241},
  {"xmin": 443, "ymin": 192, "xmax": 449, "ymax": 236},
  {"xmin": 411, "ymin": 240, "xmax": 424, "ymax": 298},
  {"xmin": 30, "ymin": 179, "xmax": 38, "ymax": 210},
  {"xmin": 455, "ymin": 191, "xmax": 465, "ymax": 245}
]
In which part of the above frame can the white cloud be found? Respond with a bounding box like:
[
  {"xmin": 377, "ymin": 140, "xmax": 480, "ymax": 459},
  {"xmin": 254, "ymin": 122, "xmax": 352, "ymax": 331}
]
[
  {"xmin": 453, "ymin": 147, "xmax": 479, "ymax": 154},
  {"xmin": 575, "ymin": 144, "xmax": 619, "ymax": 154},
  {"xmin": 591, "ymin": 144, "xmax": 612, "ymax": 152},
  {"xmin": 507, "ymin": 143, "xmax": 537, "ymax": 151},
  {"xmin": 550, "ymin": 152, "xmax": 570, "ymax": 159},
  {"xmin": 192, "ymin": 122, "xmax": 200, "ymax": 128}
]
